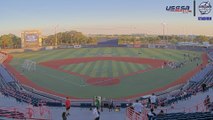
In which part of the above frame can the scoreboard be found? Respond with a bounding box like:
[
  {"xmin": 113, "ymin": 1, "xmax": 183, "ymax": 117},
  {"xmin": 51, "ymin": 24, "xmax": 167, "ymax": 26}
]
[
  {"xmin": 21, "ymin": 30, "xmax": 42, "ymax": 48},
  {"xmin": 25, "ymin": 34, "xmax": 38, "ymax": 42}
]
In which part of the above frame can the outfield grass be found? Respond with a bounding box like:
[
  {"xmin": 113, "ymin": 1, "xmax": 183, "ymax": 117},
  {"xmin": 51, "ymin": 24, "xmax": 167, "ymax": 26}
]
[
  {"xmin": 9, "ymin": 48, "xmax": 202, "ymax": 98},
  {"xmin": 11, "ymin": 48, "xmax": 199, "ymax": 62}
]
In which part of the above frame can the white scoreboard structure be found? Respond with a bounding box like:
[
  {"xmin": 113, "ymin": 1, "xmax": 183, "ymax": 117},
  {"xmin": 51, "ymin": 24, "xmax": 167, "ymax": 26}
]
[{"xmin": 21, "ymin": 30, "xmax": 42, "ymax": 48}]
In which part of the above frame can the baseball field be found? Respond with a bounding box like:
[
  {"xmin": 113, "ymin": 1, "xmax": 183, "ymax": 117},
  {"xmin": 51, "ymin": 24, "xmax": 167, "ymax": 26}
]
[{"xmin": 5, "ymin": 48, "xmax": 207, "ymax": 99}]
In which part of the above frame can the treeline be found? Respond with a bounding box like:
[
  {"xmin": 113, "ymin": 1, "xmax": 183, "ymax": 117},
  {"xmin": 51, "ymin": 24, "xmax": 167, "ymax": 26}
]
[
  {"xmin": 0, "ymin": 31, "xmax": 98, "ymax": 48},
  {"xmin": 0, "ymin": 32, "xmax": 213, "ymax": 49},
  {"xmin": 43, "ymin": 31, "xmax": 97, "ymax": 46},
  {"xmin": 0, "ymin": 34, "xmax": 21, "ymax": 49},
  {"xmin": 117, "ymin": 35, "xmax": 213, "ymax": 44}
]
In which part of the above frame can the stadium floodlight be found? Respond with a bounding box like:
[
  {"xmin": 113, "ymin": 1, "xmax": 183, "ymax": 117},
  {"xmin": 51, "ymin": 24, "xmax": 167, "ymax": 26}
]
[
  {"xmin": 161, "ymin": 22, "xmax": 167, "ymax": 43},
  {"xmin": 132, "ymin": 26, "xmax": 136, "ymax": 35},
  {"xmin": 54, "ymin": 25, "xmax": 59, "ymax": 46},
  {"xmin": 161, "ymin": 22, "xmax": 166, "ymax": 39}
]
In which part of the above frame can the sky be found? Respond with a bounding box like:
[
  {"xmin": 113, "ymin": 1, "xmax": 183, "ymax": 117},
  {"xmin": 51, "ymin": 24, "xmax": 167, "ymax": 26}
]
[{"xmin": 0, "ymin": 0, "xmax": 213, "ymax": 36}]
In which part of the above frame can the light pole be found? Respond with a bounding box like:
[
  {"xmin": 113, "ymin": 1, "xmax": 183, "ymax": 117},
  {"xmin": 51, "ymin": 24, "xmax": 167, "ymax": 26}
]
[
  {"xmin": 161, "ymin": 22, "xmax": 167, "ymax": 43},
  {"xmin": 162, "ymin": 22, "xmax": 166, "ymax": 40},
  {"xmin": 54, "ymin": 25, "xmax": 59, "ymax": 46}
]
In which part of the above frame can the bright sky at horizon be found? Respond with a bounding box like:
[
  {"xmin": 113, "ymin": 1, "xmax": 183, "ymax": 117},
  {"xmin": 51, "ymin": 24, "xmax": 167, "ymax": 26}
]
[{"xmin": 0, "ymin": 0, "xmax": 213, "ymax": 36}]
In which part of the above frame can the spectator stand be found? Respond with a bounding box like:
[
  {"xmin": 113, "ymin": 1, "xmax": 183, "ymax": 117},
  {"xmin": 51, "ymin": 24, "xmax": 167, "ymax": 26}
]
[
  {"xmin": 126, "ymin": 100, "xmax": 211, "ymax": 120},
  {"xmin": 0, "ymin": 52, "xmax": 63, "ymax": 108},
  {"xmin": 0, "ymin": 106, "xmax": 51, "ymax": 120}
]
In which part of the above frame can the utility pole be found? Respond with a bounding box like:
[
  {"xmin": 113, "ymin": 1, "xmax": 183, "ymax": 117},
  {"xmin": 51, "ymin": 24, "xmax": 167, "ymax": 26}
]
[
  {"xmin": 54, "ymin": 25, "xmax": 59, "ymax": 46},
  {"xmin": 162, "ymin": 22, "xmax": 166, "ymax": 41}
]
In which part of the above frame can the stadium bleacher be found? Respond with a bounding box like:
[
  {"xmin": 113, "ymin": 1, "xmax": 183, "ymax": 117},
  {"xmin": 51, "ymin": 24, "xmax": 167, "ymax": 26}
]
[
  {"xmin": 154, "ymin": 112, "xmax": 213, "ymax": 120},
  {"xmin": 189, "ymin": 65, "xmax": 213, "ymax": 83},
  {"xmin": 0, "ymin": 53, "xmax": 63, "ymax": 109},
  {"xmin": 0, "ymin": 65, "xmax": 15, "ymax": 83},
  {"xmin": 0, "ymin": 108, "xmax": 25, "ymax": 119}
]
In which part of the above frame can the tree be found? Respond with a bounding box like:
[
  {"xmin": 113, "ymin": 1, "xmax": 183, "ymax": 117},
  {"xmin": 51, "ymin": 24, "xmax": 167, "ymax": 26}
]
[
  {"xmin": 209, "ymin": 37, "xmax": 213, "ymax": 44},
  {"xmin": 43, "ymin": 30, "xmax": 96, "ymax": 46},
  {"xmin": 194, "ymin": 35, "xmax": 209, "ymax": 43},
  {"xmin": 11, "ymin": 34, "xmax": 21, "ymax": 48},
  {"xmin": 0, "ymin": 34, "xmax": 21, "ymax": 49}
]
